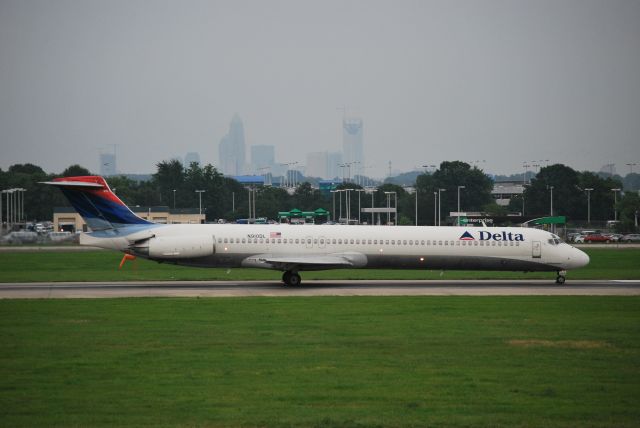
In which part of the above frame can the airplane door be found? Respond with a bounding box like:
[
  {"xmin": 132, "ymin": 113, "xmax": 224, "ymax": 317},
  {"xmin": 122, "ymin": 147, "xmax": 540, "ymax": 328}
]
[
  {"xmin": 305, "ymin": 236, "xmax": 313, "ymax": 249},
  {"xmin": 532, "ymin": 241, "xmax": 541, "ymax": 258},
  {"xmin": 212, "ymin": 235, "xmax": 216, "ymax": 254},
  {"xmin": 318, "ymin": 236, "xmax": 326, "ymax": 250}
]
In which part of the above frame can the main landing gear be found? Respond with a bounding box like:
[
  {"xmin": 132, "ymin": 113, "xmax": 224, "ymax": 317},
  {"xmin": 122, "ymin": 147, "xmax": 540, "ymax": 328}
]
[
  {"xmin": 282, "ymin": 271, "xmax": 302, "ymax": 287},
  {"xmin": 556, "ymin": 270, "xmax": 566, "ymax": 285}
]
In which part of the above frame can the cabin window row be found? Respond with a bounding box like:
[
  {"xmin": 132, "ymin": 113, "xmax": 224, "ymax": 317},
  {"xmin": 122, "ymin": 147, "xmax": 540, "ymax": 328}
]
[{"xmin": 217, "ymin": 237, "xmax": 520, "ymax": 247}]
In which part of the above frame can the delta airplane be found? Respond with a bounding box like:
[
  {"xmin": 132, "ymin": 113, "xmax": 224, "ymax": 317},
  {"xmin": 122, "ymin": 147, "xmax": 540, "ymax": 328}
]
[{"xmin": 44, "ymin": 176, "xmax": 589, "ymax": 286}]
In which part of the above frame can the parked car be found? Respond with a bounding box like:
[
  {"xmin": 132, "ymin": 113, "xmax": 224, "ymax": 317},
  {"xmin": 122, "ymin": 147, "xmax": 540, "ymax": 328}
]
[
  {"xmin": 567, "ymin": 233, "xmax": 581, "ymax": 243},
  {"xmin": 583, "ymin": 233, "xmax": 612, "ymax": 243},
  {"xmin": 605, "ymin": 233, "xmax": 623, "ymax": 242},
  {"xmin": 573, "ymin": 234, "xmax": 586, "ymax": 243},
  {"xmin": 622, "ymin": 234, "xmax": 640, "ymax": 243}
]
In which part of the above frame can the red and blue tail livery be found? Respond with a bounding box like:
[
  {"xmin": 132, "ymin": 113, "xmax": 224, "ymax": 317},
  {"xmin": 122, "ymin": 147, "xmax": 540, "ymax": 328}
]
[{"xmin": 43, "ymin": 176, "xmax": 151, "ymax": 230}]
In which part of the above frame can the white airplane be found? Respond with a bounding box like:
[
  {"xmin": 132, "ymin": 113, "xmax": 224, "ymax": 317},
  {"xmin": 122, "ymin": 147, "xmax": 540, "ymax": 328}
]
[{"xmin": 44, "ymin": 176, "xmax": 589, "ymax": 286}]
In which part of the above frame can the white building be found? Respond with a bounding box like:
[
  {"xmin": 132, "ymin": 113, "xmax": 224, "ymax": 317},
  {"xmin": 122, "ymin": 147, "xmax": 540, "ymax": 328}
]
[{"xmin": 342, "ymin": 117, "xmax": 364, "ymax": 179}]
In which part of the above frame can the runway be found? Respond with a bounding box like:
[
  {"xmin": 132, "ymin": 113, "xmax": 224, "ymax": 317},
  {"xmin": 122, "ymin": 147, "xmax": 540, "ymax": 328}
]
[{"xmin": 1, "ymin": 279, "xmax": 639, "ymax": 298}]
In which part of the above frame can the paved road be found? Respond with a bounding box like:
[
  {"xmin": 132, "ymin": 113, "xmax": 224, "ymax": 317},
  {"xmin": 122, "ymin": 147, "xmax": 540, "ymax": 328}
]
[{"xmin": 1, "ymin": 280, "xmax": 639, "ymax": 298}]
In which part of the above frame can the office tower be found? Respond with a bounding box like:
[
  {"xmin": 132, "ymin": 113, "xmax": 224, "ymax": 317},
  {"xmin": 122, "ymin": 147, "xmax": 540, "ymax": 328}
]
[
  {"xmin": 342, "ymin": 117, "xmax": 364, "ymax": 179},
  {"xmin": 306, "ymin": 151, "xmax": 328, "ymax": 178},
  {"xmin": 184, "ymin": 152, "xmax": 201, "ymax": 167},
  {"xmin": 251, "ymin": 145, "xmax": 275, "ymax": 173},
  {"xmin": 99, "ymin": 152, "xmax": 116, "ymax": 176},
  {"xmin": 218, "ymin": 114, "xmax": 246, "ymax": 175}
]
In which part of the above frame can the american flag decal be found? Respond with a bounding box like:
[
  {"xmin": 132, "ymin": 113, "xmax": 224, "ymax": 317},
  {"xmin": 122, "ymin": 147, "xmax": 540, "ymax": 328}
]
[{"xmin": 270, "ymin": 232, "xmax": 282, "ymax": 238}]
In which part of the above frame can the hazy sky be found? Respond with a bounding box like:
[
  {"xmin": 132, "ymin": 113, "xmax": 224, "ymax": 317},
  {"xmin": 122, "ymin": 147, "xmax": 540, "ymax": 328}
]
[{"xmin": 1, "ymin": 0, "xmax": 639, "ymax": 177}]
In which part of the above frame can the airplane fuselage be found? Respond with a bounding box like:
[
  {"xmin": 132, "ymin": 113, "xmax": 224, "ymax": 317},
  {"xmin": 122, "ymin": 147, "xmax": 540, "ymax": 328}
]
[{"xmin": 82, "ymin": 223, "xmax": 589, "ymax": 273}]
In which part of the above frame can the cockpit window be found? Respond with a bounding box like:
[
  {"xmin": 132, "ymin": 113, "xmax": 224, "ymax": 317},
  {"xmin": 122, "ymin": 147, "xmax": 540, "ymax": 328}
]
[{"xmin": 548, "ymin": 234, "xmax": 563, "ymax": 245}]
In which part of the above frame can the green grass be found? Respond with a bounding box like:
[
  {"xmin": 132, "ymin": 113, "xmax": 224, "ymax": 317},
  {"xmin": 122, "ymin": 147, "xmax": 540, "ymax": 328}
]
[
  {"xmin": 1, "ymin": 297, "xmax": 639, "ymax": 427},
  {"xmin": 0, "ymin": 248, "xmax": 639, "ymax": 282}
]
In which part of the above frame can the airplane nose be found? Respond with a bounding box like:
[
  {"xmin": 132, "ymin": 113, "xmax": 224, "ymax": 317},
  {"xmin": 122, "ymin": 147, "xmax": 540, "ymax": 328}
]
[{"xmin": 573, "ymin": 248, "xmax": 590, "ymax": 268}]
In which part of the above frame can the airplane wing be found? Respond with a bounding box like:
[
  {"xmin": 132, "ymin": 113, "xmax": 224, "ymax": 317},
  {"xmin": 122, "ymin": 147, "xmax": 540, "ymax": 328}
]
[{"xmin": 242, "ymin": 252, "xmax": 367, "ymax": 271}]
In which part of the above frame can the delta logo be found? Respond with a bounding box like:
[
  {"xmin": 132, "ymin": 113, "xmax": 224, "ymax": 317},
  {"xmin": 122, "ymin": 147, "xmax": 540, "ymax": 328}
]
[
  {"xmin": 460, "ymin": 230, "xmax": 525, "ymax": 242},
  {"xmin": 459, "ymin": 231, "xmax": 475, "ymax": 240}
]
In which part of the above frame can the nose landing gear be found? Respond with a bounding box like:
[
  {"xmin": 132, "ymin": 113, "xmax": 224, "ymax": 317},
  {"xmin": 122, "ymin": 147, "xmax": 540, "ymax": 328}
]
[
  {"xmin": 282, "ymin": 271, "xmax": 302, "ymax": 287},
  {"xmin": 556, "ymin": 270, "xmax": 566, "ymax": 285}
]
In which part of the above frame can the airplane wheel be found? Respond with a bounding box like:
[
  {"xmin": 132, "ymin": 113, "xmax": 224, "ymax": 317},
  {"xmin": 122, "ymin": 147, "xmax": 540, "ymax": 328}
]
[
  {"xmin": 282, "ymin": 271, "xmax": 301, "ymax": 286},
  {"xmin": 282, "ymin": 271, "xmax": 291, "ymax": 286},
  {"xmin": 555, "ymin": 275, "xmax": 566, "ymax": 285},
  {"xmin": 288, "ymin": 272, "xmax": 302, "ymax": 287}
]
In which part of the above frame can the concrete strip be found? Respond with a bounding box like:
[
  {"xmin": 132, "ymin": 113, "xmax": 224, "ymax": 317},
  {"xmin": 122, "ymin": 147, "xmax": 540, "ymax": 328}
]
[
  {"xmin": 1, "ymin": 280, "xmax": 639, "ymax": 298},
  {"xmin": 0, "ymin": 246, "xmax": 104, "ymax": 252}
]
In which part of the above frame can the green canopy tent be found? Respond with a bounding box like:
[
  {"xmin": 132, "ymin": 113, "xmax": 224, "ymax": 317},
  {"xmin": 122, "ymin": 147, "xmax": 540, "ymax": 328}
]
[{"xmin": 278, "ymin": 208, "xmax": 330, "ymax": 224}]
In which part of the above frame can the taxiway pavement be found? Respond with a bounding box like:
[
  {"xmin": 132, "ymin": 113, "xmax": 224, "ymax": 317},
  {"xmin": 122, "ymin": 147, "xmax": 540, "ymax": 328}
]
[{"xmin": 1, "ymin": 280, "xmax": 639, "ymax": 298}]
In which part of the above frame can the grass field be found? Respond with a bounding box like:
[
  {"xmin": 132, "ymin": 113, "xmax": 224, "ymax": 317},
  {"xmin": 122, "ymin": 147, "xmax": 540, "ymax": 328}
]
[
  {"xmin": 1, "ymin": 297, "xmax": 639, "ymax": 427},
  {"xmin": 0, "ymin": 248, "xmax": 639, "ymax": 282}
]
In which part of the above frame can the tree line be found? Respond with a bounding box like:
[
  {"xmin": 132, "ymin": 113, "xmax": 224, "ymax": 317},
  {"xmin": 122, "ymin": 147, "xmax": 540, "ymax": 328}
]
[{"xmin": 1, "ymin": 161, "xmax": 638, "ymax": 231}]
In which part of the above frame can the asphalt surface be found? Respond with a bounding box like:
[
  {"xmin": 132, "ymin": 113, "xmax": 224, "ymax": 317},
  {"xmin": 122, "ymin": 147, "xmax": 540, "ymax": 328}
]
[{"xmin": 1, "ymin": 279, "xmax": 639, "ymax": 298}]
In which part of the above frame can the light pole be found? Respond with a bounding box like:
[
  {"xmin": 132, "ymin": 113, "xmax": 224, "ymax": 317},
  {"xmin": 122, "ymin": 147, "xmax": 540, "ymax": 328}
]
[
  {"xmin": 357, "ymin": 189, "xmax": 365, "ymax": 224},
  {"xmin": 415, "ymin": 188, "xmax": 418, "ymax": 226},
  {"xmin": 330, "ymin": 190, "xmax": 337, "ymax": 222},
  {"xmin": 393, "ymin": 192, "xmax": 397, "ymax": 225},
  {"xmin": 433, "ymin": 191, "xmax": 437, "ymax": 226},
  {"xmin": 172, "ymin": 189, "xmax": 176, "ymax": 209},
  {"xmin": 370, "ymin": 190, "xmax": 375, "ymax": 225},
  {"xmin": 3, "ymin": 190, "xmax": 8, "ymax": 231},
  {"xmin": 0, "ymin": 190, "xmax": 5, "ymax": 233},
  {"xmin": 611, "ymin": 188, "xmax": 621, "ymax": 221},
  {"xmin": 548, "ymin": 186, "xmax": 554, "ymax": 216},
  {"xmin": 195, "ymin": 190, "xmax": 205, "ymax": 217},
  {"xmin": 584, "ymin": 188, "xmax": 593, "ymax": 224},
  {"xmin": 438, "ymin": 188, "xmax": 446, "ymax": 226},
  {"xmin": 8, "ymin": 189, "xmax": 14, "ymax": 229},
  {"xmin": 384, "ymin": 191, "xmax": 397, "ymax": 225},
  {"xmin": 457, "ymin": 185, "xmax": 466, "ymax": 226},
  {"xmin": 523, "ymin": 163, "xmax": 530, "ymax": 185},
  {"xmin": 384, "ymin": 192, "xmax": 391, "ymax": 225},
  {"xmin": 345, "ymin": 189, "xmax": 354, "ymax": 223},
  {"xmin": 19, "ymin": 188, "xmax": 26, "ymax": 225}
]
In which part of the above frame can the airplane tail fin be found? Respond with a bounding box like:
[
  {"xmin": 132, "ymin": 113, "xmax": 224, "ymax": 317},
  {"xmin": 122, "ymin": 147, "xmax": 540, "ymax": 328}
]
[{"xmin": 42, "ymin": 176, "xmax": 152, "ymax": 231}]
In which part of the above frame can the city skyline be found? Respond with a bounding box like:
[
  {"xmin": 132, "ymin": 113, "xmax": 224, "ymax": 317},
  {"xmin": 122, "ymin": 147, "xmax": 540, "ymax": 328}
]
[{"xmin": 1, "ymin": 1, "xmax": 639, "ymax": 177}]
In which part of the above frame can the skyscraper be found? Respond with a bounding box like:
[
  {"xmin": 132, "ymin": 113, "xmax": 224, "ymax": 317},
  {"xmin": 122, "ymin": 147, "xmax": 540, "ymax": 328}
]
[
  {"xmin": 342, "ymin": 117, "xmax": 363, "ymax": 179},
  {"xmin": 184, "ymin": 152, "xmax": 201, "ymax": 167},
  {"xmin": 99, "ymin": 152, "xmax": 116, "ymax": 176},
  {"xmin": 218, "ymin": 114, "xmax": 246, "ymax": 175}
]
